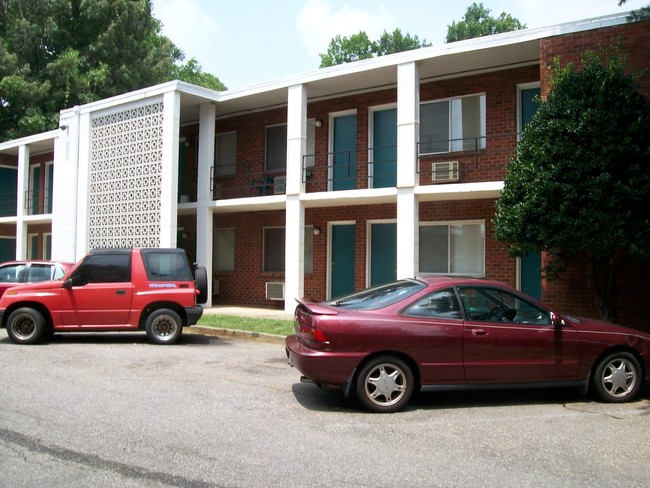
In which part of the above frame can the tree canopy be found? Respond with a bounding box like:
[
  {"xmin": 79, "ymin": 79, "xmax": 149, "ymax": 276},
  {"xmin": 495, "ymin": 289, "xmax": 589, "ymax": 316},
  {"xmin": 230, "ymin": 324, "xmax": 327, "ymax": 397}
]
[
  {"xmin": 446, "ymin": 2, "xmax": 526, "ymax": 43},
  {"xmin": 0, "ymin": 0, "xmax": 225, "ymax": 142},
  {"xmin": 494, "ymin": 52, "xmax": 650, "ymax": 322},
  {"xmin": 319, "ymin": 28, "xmax": 430, "ymax": 68}
]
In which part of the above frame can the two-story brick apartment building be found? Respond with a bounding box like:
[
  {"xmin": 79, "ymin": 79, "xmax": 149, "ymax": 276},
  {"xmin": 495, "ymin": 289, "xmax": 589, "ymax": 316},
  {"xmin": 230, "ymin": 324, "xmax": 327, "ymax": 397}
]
[{"xmin": 0, "ymin": 12, "xmax": 648, "ymax": 327}]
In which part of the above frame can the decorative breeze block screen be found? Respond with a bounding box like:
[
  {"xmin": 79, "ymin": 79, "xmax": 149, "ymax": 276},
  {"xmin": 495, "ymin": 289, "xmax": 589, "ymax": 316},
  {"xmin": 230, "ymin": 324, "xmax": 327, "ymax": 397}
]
[{"xmin": 88, "ymin": 101, "xmax": 164, "ymax": 248}]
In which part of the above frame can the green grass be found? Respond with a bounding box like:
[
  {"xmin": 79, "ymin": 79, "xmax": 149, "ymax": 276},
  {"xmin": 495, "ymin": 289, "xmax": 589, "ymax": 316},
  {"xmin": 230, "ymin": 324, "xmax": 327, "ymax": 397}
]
[{"xmin": 197, "ymin": 314, "xmax": 294, "ymax": 336}]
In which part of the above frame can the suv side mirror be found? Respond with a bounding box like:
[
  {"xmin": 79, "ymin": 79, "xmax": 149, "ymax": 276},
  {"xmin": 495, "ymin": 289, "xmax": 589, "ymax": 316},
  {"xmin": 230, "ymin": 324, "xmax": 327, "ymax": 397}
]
[{"xmin": 62, "ymin": 278, "xmax": 74, "ymax": 289}]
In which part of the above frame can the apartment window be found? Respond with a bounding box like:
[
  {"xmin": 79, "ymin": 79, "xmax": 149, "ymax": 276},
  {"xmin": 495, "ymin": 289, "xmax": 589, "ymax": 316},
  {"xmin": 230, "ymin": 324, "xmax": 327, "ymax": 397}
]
[
  {"xmin": 419, "ymin": 222, "xmax": 485, "ymax": 276},
  {"xmin": 266, "ymin": 124, "xmax": 287, "ymax": 172},
  {"xmin": 420, "ymin": 94, "xmax": 486, "ymax": 154},
  {"xmin": 214, "ymin": 228, "xmax": 235, "ymax": 272},
  {"xmin": 215, "ymin": 132, "xmax": 237, "ymax": 178},
  {"xmin": 263, "ymin": 226, "xmax": 314, "ymax": 273}
]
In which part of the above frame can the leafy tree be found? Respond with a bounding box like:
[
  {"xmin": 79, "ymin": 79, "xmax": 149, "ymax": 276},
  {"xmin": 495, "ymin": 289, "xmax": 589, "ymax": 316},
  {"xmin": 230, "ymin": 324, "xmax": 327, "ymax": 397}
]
[
  {"xmin": 319, "ymin": 32, "xmax": 375, "ymax": 67},
  {"xmin": 0, "ymin": 0, "xmax": 225, "ymax": 142},
  {"xmin": 446, "ymin": 2, "xmax": 526, "ymax": 43},
  {"xmin": 618, "ymin": 0, "xmax": 650, "ymax": 21},
  {"xmin": 494, "ymin": 52, "xmax": 650, "ymax": 323},
  {"xmin": 173, "ymin": 59, "xmax": 226, "ymax": 92},
  {"xmin": 319, "ymin": 29, "xmax": 430, "ymax": 67},
  {"xmin": 375, "ymin": 29, "xmax": 430, "ymax": 56}
]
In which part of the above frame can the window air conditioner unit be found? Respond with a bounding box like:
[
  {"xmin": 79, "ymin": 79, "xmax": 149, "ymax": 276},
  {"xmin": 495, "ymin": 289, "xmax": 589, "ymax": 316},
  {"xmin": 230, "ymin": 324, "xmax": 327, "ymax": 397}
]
[
  {"xmin": 274, "ymin": 176, "xmax": 286, "ymax": 194},
  {"xmin": 432, "ymin": 161, "xmax": 459, "ymax": 183},
  {"xmin": 265, "ymin": 282, "xmax": 285, "ymax": 301}
]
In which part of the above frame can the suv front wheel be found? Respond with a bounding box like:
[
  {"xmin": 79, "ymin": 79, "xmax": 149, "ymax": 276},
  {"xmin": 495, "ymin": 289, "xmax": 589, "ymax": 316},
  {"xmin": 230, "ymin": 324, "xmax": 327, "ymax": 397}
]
[
  {"xmin": 145, "ymin": 309, "xmax": 183, "ymax": 345},
  {"xmin": 6, "ymin": 307, "xmax": 47, "ymax": 344}
]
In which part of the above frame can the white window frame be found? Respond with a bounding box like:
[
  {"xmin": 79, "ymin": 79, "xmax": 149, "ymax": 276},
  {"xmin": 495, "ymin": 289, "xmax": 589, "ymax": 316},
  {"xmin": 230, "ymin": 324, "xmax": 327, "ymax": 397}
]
[
  {"xmin": 418, "ymin": 220, "xmax": 485, "ymax": 277},
  {"xmin": 213, "ymin": 228, "xmax": 235, "ymax": 272},
  {"xmin": 263, "ymin": 226, "xmax": 314, "ymax": 274},
  {"xmin": 265, "ymin": 124, "xmax": 287, "ymax": 173},
  {"xmin": 215, "ymin": 131, "xmax": 237, "ymax": 178},
  {"xmin": 420, "ymin": 93, "xmax": 486, "ymax": 155}
]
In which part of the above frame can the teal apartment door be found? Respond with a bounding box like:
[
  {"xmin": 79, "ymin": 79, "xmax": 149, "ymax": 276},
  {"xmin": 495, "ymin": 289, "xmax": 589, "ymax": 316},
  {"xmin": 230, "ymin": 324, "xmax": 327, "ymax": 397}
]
[
  {"xmin": 521, "ymin": 252, "xmax": 542, "ymax": 300},
  {"xmin": 372, "ymin": 108, "xmax": 397, "ymax": 188},
  {"xmin": 330, "ymin": 224, "xmax": 355, "ymax": 299},
  {"xmin": 332, "ymin": 114, "xmax": 357, "ymax": 191},
  {"xmin": 370, "ymin": 223, "xmax": 396, "ymax": 286},
  {"xmin": 518, "ymin": 86, "xmax": 542, "ymax": 299}
]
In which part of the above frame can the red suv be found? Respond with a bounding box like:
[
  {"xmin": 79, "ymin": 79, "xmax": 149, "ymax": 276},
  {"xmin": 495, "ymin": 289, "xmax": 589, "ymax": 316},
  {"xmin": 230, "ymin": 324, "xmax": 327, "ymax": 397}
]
[{"xmin": 0, "ymin": 248, "xmax": 207, "ymax": 345}]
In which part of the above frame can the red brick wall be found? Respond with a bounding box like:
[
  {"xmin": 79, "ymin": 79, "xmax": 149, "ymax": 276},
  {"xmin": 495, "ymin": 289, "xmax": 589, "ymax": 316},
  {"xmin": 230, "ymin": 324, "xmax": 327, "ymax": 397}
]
[
  {"xmin": 540, "ymin": 20, "xmax": 650, "ymax": 98},
  {"xmin": 537, "ymin": 21, "xmax": 650, "ymax": 330}
]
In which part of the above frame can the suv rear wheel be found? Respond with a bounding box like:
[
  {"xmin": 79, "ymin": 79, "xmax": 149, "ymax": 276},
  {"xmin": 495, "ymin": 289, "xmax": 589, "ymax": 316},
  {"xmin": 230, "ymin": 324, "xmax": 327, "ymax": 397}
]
[{"xmin": 145, "ymin": 309, "xmax": 183, "ymax": 345}]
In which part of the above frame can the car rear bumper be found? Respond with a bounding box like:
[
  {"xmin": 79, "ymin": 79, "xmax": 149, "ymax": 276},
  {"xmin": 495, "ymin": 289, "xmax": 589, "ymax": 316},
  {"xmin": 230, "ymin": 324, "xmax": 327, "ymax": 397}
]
[
  {"xmin": 285, "ymin": 334, "xmax": 363, "ymax": 387},
  {"xmin": 185, "ymin": 306, "xmax": 203, "ymax": 326}
]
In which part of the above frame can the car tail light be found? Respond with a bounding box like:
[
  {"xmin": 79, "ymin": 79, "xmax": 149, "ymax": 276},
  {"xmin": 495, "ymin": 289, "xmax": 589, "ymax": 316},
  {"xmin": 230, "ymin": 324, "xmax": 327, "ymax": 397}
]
[{"xmin": 295, "ymin": 307, "xmax": 328, "ymax": 344}]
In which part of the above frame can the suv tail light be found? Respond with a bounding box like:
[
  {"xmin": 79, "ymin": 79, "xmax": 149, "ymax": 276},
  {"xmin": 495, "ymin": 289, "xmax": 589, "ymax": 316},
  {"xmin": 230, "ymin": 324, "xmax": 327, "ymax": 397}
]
[{"xmin": 295, "ymin": 307, "xmax": 328, "ymax": 343}]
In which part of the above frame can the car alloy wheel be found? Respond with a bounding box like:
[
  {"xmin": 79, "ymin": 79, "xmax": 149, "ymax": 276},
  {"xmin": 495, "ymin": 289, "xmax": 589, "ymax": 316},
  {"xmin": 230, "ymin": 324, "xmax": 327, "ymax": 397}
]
[
  {"xmin": 593, "ymin": 352, "xmax": 641, "ymax": 402},
  {"xmin": 355, "ymin": 356, "xmax": 414, "ymax": 413}
]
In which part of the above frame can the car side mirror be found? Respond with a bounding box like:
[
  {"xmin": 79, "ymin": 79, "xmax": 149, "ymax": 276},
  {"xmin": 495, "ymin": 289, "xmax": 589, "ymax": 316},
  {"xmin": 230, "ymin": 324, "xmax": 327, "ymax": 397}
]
[
  {"xmin": 550, "ymin": 312, "xmax": 563, "ymax": 327},
  {"xmin": 62, "ymin": 278, "xmax": 73, "ymax": 289}
]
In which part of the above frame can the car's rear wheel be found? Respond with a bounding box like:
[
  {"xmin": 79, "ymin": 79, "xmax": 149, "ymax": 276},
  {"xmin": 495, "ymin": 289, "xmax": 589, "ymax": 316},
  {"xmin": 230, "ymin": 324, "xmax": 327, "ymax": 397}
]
[
  {"xmin": 354, "ymin": 356, "xmax": 414, "ymax": 413},
  {"xmin": 145, "ymin": 309, "xmax": 183, "ymax": 345},
  {"xmin": 6, "ymin": 307, "xmax": 46, "ymax": 345},
  {"xmin": 592, "ymin": 351, "xmax": 642, "ymax": 403}
]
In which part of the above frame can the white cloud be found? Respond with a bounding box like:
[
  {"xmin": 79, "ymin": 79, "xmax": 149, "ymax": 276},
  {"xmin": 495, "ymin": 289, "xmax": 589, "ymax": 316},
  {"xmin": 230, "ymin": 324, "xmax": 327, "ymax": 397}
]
[
  {"xmin": 296, "ymin": 0, "xmax": 395, "ymax": 58},
  {"xmin": 151, "ymin": 0, "xmax": 219, "ymax": 63}
]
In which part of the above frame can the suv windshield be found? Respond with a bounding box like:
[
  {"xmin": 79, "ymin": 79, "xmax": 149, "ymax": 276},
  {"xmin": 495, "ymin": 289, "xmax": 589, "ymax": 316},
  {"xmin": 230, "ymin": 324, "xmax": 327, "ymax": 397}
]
[{"xmin": 327, "ymin": 279, "xmax": 426, "ymax": 310}]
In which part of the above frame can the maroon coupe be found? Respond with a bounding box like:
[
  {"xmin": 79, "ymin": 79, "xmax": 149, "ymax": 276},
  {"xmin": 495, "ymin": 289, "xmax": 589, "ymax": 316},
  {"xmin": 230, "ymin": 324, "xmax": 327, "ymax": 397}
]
[{"xmin": 285, "ymin": 276, "xmax": 650, "ymax": 412}]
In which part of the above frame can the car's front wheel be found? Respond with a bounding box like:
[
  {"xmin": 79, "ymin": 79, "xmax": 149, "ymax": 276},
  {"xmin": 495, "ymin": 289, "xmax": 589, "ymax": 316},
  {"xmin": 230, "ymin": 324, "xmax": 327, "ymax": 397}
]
[
  {"xmin": 6, "ymin": 307, "xmax": 47, "ymax": 344},
  {"xmin": 592, "ymin": 351, "xmax": 642, "ymax": 403},
  {"xmin": 145, "ymin": 309, "xmax": 183, "ymax": 345},
  {"xmin": 354, "ymin": 356, "xmax": 414, "ymax": 413}
]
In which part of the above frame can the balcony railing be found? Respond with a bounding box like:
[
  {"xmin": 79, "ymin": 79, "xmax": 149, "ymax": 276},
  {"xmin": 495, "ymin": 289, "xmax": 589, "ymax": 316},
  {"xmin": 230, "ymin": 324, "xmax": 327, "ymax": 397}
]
[
  {"xmin": 205, "ymin": 134, "xmax": 520, "ymax": 201},
  {"xmin": 210, "ymin": 161, "xmax": 287, "ymax": 201},
  {"xmin": 24, "ymin": 189, "xmax": 52, "ymax": 215}
]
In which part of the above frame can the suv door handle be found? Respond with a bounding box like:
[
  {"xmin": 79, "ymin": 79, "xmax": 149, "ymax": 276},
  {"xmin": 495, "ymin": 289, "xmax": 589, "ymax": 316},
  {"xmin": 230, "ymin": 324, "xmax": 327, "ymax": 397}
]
[{"xmin": 116, "ymin": 290, "xmax": 126, "ymax": 295}]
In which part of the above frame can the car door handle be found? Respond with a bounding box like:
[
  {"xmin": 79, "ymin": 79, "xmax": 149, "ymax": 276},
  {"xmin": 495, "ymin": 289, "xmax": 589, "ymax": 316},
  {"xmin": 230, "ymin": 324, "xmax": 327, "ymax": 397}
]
[
  {"xmin": 116, "ymin": 290, "xmax": 126, "ymax": 295},
  {"xmin": 471, "ymin": 328, "xmax": 488, "ymax": 336}
]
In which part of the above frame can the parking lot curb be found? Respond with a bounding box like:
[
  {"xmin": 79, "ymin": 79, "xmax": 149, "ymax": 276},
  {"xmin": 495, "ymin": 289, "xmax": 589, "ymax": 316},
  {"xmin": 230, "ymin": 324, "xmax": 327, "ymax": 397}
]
[{"xmin": 186, "ymin": 325, "xmax": 286, "ymax": 344}]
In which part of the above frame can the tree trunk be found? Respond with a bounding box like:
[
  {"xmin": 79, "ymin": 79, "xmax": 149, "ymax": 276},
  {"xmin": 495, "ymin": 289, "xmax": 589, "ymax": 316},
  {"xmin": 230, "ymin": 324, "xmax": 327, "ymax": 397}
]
[{"xmin": 585, "ymin": 254, "xmax": 619, "ymax": 323}]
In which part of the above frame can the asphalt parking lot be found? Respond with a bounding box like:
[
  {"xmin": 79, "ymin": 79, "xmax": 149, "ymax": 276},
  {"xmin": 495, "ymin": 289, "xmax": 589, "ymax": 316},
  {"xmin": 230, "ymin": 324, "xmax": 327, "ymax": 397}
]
[{"xmin": 1, "ymin": 328, "xmax": 649, "ymax": 488}]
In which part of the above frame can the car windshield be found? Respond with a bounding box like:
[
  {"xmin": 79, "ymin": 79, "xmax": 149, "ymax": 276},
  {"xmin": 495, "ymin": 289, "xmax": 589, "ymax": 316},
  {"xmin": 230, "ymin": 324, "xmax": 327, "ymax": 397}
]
[{"xmin": 327, "ymin": 280, "xmax": 426, "ymax": 310}]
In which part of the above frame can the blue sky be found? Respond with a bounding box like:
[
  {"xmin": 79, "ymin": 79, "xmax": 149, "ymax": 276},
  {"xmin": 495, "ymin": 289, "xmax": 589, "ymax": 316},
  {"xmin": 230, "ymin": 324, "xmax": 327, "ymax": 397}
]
[{"xmin": 151, "ymin": 0, "xmax": 646, "ymax": 89}]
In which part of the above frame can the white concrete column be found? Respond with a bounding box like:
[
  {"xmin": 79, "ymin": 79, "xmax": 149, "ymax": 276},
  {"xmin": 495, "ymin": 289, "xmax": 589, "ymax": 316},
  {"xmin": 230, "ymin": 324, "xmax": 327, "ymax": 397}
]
[
  {"xmin": 286, "ymin": 84, "xmax": 307, "ymax": 196},
  {"xmin": 160, "ymin": 90, "xmax": 181, "ymax": 248},
  {"xmin": 397, "ymin": 61, "xmax": 419, "ymax": 188},
  {"xmin": 397, "ymin": 189, "xmax": 418, "ymax": 278},
  {"xmin": 196, "ymin": 102, "xmax": 216, "ymax": 305},
  {"xmin": 52, "ymin": 107, "xmax": 81, "ymax": 262},
  {"xmin": 15, "ymin": 144, "xmax": 29, "ymax": 259},
  {"xmin": 284, "ymin": 84, "xmax": 308, "ymax": 312},
  {"xmin": 74, "ymin": 111, "xmax": 91, "ymax": 260},
  {"xmin": 284, "ymin": 196, "xmax": 304, "ymax": 313},
  {"xmin": 396, "ymin": 61, "xmax": 420, "ymax": 278}
]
